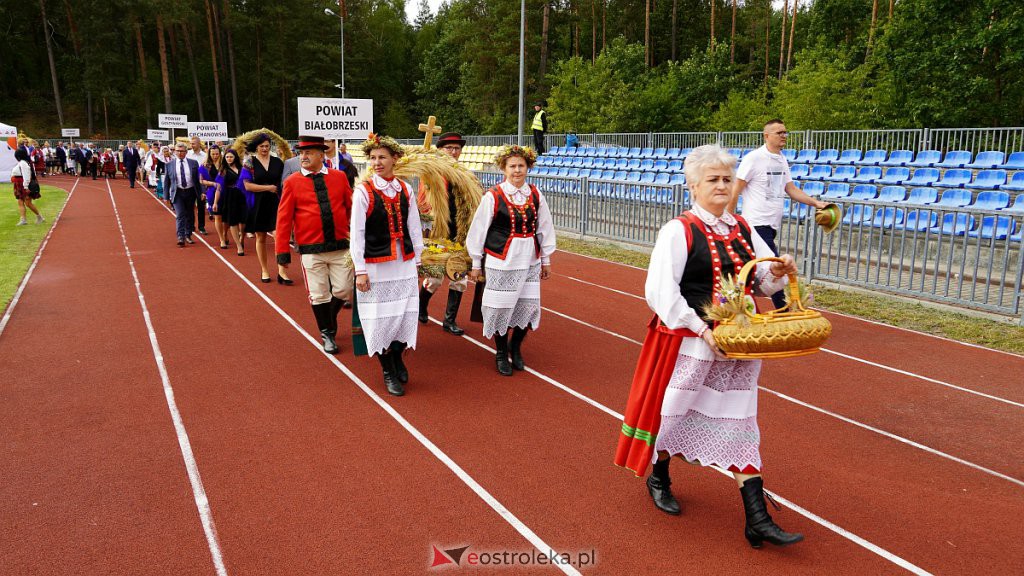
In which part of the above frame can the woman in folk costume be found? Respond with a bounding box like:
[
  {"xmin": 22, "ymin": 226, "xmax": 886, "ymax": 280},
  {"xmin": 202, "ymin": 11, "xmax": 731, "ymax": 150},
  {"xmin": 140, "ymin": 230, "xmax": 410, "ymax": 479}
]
[
  {"xmin": 466, "ymin": 145, "xmax": 556, "ymax": 376},
  {"xmin": 102, "ymin": 148, "xmax": 117, "ymax": 178},
  {"xmin": 351, "ymin": 134, "xmax": 424, "ymax": 397},
  {"xmin": 614, "ymin": 145, "xmax": 803, "ymax": 549}
]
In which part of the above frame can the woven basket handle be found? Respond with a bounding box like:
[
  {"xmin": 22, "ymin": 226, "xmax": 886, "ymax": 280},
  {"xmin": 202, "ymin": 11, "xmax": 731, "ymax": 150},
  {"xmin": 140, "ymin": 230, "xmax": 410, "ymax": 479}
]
[{"xmin": 735, "ymin": 256, "xmax": 803, "ymax": 315}]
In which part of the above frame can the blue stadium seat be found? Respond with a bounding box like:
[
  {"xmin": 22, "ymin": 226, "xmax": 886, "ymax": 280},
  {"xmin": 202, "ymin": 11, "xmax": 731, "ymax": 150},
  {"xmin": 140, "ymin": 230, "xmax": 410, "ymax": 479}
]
[
  {"xmin": 535, "ymin": 155, "xmax": 548, "ymax": 165},
  {"xmin": 934, "ymin": 189, "xmax": 971, "ymax": 207},
  {"xmin": 640, "ymin": 172, "xmax": 656, "ymax": 183},
  {"xmin": 653, "ymin": 147, "xmax": 668, "ymax": 159},
  {"xmin": 640, "ymin": 147, "xmax": 655, "ymax": 158},
  {"xmin": 1002, "ymin": 172, "xmax": 1024, "ymax": 191},
  {"xmin": 640, "ymin": 159, "xmax": 655, "ymax": 170},
  {"xmin": 556, "ymin": 167, "xmax": 569, "ymax": 176},
  {"xmin": 878, "ymin": 186, "xmax": 906, "ymax": 202},
  {"xmin": 567, "ymin": 168, "xmax": 581, "ymax": 177},
  {"xmin": 935, "ymin": 150, "xmax": 972, "ymax": 169},
  {"xmin": 971, "ymin": 191, "xmax": 1010, "ymax": 210},
  {"xmin": 563, "ymin": 146, "xmax": 578, "ymax": 157},
  {"xmin": 968, "ymin": 216, "xmax": 1017, "ymax": 240},
  {"xmin": 835, "ymin": 149, "xmax": 863, "ymax": 165},
  {"xmin": 581, "ymin": 169, "xmax": 596, "ymax": 178},
  {"xmin": 600, "ymin": 170, "xmax": 615, "ymax": 179},
  {"xmin": 612, "ymin": 158, "xmax": 628, "ymax": 170},
  {"xmin": 880, "ymin": 150, "xmax": 914, "ymax": 167},
  {"xmin": 905, "ymin": 168, "xmax": 940, "ymax": 186},
  {"xmin": 1005, "ymin": 195, "xmax": 1024, "ymax": 213},
  {"xmin": 790, "ymin": 164, "xmax": 811, "ymax": 179},
  {"xmin": 581, "ymin": 157, "xmax": 597, "ymax": 169},
  {"xmin": 826, "ymin": 165, "xmax": 856, "ymax": 181},
  {"xmin": 849, "ymin": 166, "xmax": 882, "ymax": 183},
  {"xmin": 930, "ymin": 213, "xmax": 976, "ymax": 236},
  {"xmin": 596, "ymin": 147, "xmax": 612, "ymax": 157},
  {"xmin": 666, "ymin": 147, "xmax": 682, "ymax": 159},
  {"xmin": 908, "ymin": 150, "xmax": 942, "ymax": 167},
  {"xmin": 802, "ymin": 181, "xmax": 826, "ymax": 196},
  {"xmin": 782, "ymin": 149, "xmax": 797, "ymax": 162},
  {"xmin": 653, "ymin": 159, "xmax": 669, "ymax": 171},
  {"xmin": 905, "ymin": 187, "xmax": 939, "ymax": 205},
  {"xmin": 813, "ymin": 149, "xmax": 840, "ymax": 164},
  {"xmin": 998, "ymin": 152, "xmax": 1024, "ymax": 170},
  {"xmin": 871, "ymin": 207, "xmax": 905, "ymax": 228},
  {"xmin": 822, "ymin": 183, "xmax": 850, "ymax": 199},
  {"xmin": 805, "ymin": 165, "xmax": 832, "ymax": 180},
  {"xmin": 679, "ymin": 148, "xmax": 693, "ymax": 159},
  {"xmin": 727, "ymin": 148, "xmax": 744, "ymax": 158},
  {"xmin": 795, "ymin": 149, "xmax": 817, "ymax": 164},
  {"xmin": 626, "ymin": 171, "xmax": 642, "ymax": 182},
  {"xmin": 548, "ymin": 146, "xmax": 563, "ymax": 155},
  {"xmin": 850, "ymin": 185, "xmax": 878, "ymax": 200},
  {"xmin": 965, "ymin": 151, "xmax": 1005, "ymax": 169},
  {"xmin": 570, "ymin": 157, "xmax": 586, "ymax": 168},
  {"xmin": 964, "ymin": 170, "xmax": 1007, "ymax": 190},
  {"xmin": 613, "ymin": 170, "xmax": 629, "ymax": 181},
  {"xmin": 669, "ymin": 174, "xmax": 686, "ymax": 185},
  {"xmin": 627, "ymin": 147, "xmax": 643, "ymax": 158},
  {"xmin": 876, "ymin": 167, "xmax": 910, "ymax": 185},
  {"xmin": 654, "ymin": 173, "xmax": 671, "ymax": 184},
  {"xmin": 605, "ymin": 147, "xmax": 623, "ymax": 158},
  {"xmin": 532, "ymin": 166, "xmax": 548, "ymax": 175},
  {"xmin": 861, "ymin": 149, "xmax": 887, "ymax": 165},
  {"xmin": 841, "ymin": 205, "xmax": 870, "ymax": 224},
  {"xmin": 934, "ymin": 169, "xmax": 972, "ymax": 188},
  {"xmin": 901, "ymin": 210, "xmax": 938, "ymax": 231},
  {"xmin": 667, "ymin": 159, "xmax": 683, "ymax": 172},
  {"xmin": 625, "ymin": 158, "xmax": 642, "ymax": 170}
]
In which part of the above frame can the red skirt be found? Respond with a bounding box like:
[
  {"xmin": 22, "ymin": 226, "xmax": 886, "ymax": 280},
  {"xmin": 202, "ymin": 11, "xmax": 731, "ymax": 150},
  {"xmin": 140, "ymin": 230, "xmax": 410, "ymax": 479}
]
[{"xmin": 12, "ymin": 175, "xmax": 28, "ymax": 200}]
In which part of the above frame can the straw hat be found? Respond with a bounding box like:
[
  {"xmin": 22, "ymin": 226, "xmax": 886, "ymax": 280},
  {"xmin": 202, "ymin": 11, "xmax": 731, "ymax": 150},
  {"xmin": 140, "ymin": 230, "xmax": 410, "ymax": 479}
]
[{"xmin": 815, "ymin": 203, "xmax": 842, "ymax": 234}]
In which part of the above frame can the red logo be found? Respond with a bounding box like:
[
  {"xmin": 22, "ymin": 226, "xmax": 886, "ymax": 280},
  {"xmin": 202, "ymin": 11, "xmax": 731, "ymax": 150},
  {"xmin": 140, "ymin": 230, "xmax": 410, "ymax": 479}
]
[{"xmin": 430, "ymin": 545, "xmax": 471, "ymax": 568}]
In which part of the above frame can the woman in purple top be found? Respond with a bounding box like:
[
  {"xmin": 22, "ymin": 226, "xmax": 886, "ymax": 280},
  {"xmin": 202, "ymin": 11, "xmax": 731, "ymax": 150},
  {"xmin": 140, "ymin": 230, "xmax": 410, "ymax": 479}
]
[
  {"xmin": 199, "ymin": 145, "xmax": 225, "ymax": 248},
  {"xmin": 214, "ymin": 148, "xmax": 252, "ymax": 256}
]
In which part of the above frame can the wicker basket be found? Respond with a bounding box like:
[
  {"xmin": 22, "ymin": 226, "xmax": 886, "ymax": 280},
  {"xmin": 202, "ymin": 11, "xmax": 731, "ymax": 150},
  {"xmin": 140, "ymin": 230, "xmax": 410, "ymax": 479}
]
[
  {"xmin": 444, "ymin": 251, "xmax": 470, "ymax": 282},
  {"xmin": 712, "ymin": 257, "xmax": 832, "ymax": 359}
]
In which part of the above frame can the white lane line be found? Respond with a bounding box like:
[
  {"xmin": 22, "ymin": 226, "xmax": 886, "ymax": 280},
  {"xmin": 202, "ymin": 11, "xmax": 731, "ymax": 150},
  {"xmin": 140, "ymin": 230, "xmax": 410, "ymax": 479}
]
[
  {"xmin": 0, "ymin": 178, "xmax": 78, "ymax": 338},
  {"xmin": 542, "ymin": 307, "xmax": 644, "ymax": 346},
  {"xmin": 527, "ymin": 304, "xmax": 1024, "ymax": 487},
  {"xmin": 556, "ymin": 273, "xmax": 1024, "ymax": 408},
  {"xmin": 557, "ymin": 249, "xmax": 1022, "ymax": 358},
  {"xmin": 105, "ymin": 181, "xmax": 228, "ymax": 576},
  {"xmin": 133, "ymin": 186, "xmax": 582, "ymax": 576},
  {"xmin": 426, "ymin": 318, "xmax": 933, "ymax": 575}
]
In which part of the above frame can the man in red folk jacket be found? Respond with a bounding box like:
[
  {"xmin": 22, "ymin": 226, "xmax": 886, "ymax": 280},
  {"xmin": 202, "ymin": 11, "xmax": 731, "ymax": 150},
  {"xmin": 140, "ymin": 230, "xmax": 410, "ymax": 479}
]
[{"xmin": 277, "ymin": 135, "xmax": 354, "ymax": 354}]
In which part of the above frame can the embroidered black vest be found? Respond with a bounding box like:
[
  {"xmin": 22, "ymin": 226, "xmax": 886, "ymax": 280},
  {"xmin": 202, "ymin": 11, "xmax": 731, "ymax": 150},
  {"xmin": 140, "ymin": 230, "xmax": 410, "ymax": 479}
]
[
  {"xmin": 484, "ymin": 185, "xmax": 541, "ymax": 259},
  {"xmin": 364, "ymin": 181, "xmax": 415, "ymax": 263},
  {"xmin": 677, "ymin": 212, "xmax": 756, "ymax": 327}
]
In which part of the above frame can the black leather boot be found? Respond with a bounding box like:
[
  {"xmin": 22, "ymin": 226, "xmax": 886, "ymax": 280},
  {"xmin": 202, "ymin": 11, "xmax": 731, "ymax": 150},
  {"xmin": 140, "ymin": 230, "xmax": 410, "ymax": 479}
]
[
  {"xmin": 494, "ymin": 332, "xmax": 513, "ymax": 376},
  {"xmin": 442, "ymin": 290, "xmax": 465, "ymax": 335},
  {"xmin": 311, "ymin": 303, "xmax": 338, "ymax": 354},
  {"xmin": 378, "ymin": 353, "xmax": 404, "ymax": 396},
  {"xmin": 739, "ymin": 477, "xmax": 804, "ymax": 548},
  {"xmin": 418, "ymin": 287, "xmax": 432, "ymax": 324},
  {"xmin": 390, "ymin": 341, "xmax": 409, "ymax": 384},
  {"xmin": 646, "ymin": 458, "xmax": 681, "ymax": 515},
  {"xmin": 509, "ymin": 326, "xmax": 528, "ymax": 370}
]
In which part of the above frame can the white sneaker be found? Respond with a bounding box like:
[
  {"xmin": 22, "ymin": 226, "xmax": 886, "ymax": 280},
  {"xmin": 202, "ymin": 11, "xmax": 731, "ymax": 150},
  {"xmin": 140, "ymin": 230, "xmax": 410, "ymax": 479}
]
[
  {"xmin": 16, "ymin": 219, "xmax": 27, "ymax": 226},
  {"xmin": 35, "ymin": 215, "xmax": 45, "ymax": 224}
]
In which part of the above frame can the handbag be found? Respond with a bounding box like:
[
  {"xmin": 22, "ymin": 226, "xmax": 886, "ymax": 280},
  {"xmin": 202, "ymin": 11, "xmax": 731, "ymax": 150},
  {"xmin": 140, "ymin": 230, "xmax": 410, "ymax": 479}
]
[{"xmin": 27, "ymin": 168, "xmax": 41, "ymax": 199}]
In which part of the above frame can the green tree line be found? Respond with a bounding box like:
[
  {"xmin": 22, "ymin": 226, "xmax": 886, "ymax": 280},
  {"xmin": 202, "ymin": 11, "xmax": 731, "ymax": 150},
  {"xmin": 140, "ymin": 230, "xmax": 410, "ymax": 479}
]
[{"xmin": 2, "ymin": 0, "xmax": 1021, "ymax": 140}]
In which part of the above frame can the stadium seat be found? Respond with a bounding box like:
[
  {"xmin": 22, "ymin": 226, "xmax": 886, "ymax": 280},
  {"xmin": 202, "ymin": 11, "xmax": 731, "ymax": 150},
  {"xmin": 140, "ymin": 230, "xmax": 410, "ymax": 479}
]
[
  {"xmin": 600, "ymin": 170, "xmax": 615, "ymax": 179},
  {"xmin": 826, "ymin": 166, "xmax": 856, "ymax": 181},
  {"xmin": 667, "ymin": 159, "xmax": 683, "ymax": 172},
  {"xmin": 964, "ymin": 170, "xmax": 1007, "ymax": 190},
  {"xmin": 965, "ymin": 151, "xmax": 1005, "ymax": 169},
  {"xmin": 841, "ymin": 204, "xmax": 870, "ymax": 224},
  {"xmin": 861, "ymin": 149, "xmax": 887, "ymax": 165},
  {"xmin": 782, "ymin": 198, "xmax": 810, "ymax": 222},
  {"xmin": 998, "ymin": 151, "xmax": 1024, "ymax": 170},
  {"xmin": 679, "ymin": 148, "xmax": 693, "ymax": 159},
  {"xmin": 640, "ymin": 172, "xmax": 656, "ymax": 183},
  {"xmin": 581, "ymin": 157, "xmax": 597, "ymax": 169},
  {"xmin": 556, "ymin": 167, "xmax": 569, "ymax": 176},
  {"xmin": 627, "ymin": 147, "xmax": 643, "ymax": 158},
  {"xmin": 968, "ymin": 216, "xmax": 1017, "ymax": 240},
  {"xmin": 640, "ymin": 147, "xmax": 655, "ymax": 158},
  {"xmin": 971, "ymin": 191, "xmax": 1010, "ymax": 210},
  {"xmin": 880, "ymin": 150, "xmax": 914, "ymax": 166},
  {"xmin": 905, "ymin": 187, "xmax": 939, "ymax": 205},
  {"xmin": 802, "ymin": 181, "xmax": 826, "ymax": 197},
  {"xmin": 613, "ymin": 170, "xmax": 629, "ymax": 181},
  {"xmin": 612, "ymin": 158, "xmax": 627, "ymax": 170},
  {"xmin": 849, "ymin": 166, "xmax": 883, "ymax": 183},
  {"xmin": 933, "ymin": 169, "xmax": 972, "ymax": 188},
  {"xmin": 876, "ymin": 167, "xmax": 910, "ymax": 185},
  {"xmin": 653, "ymin": 159, "xmax": 669, "ymax": 171},
  {"xmin": 930, "ymin": 213, "xmax": 976, "ymax": 236},
  {"xmin": 727, "ymin": 148, "xmax": 744, "ymax": 158},
  {"xmin": 666, "ymin": 147, "xmax": 682, "ymax": 159},
  {"xmin": 935, "ymin": 150, "xmax": 972, "ymax": 169},
  {"xmin": 1002, "ymin": 172, "xmax": 1024, "ymax": 191},
  {"xmin": 570, "ymin": 157, "xmax": 585, "ymax": 168},
  {"xmin": 640, "ymin": 158, "xmax": 655, "ymax": 170},
  {"xmin": 1005, "ymin": 195, "xmax": 1024, "ymax": 213},
  {"xmin": 782, "ymin": 149, "xmax": 797, "ymax": 162},
  {"xmin": 790, "ymin": 164, "xmax": 811, "ymax": 179},
  {"xmin": 795, "ymin": 149, "xmax": 818, "ymax": 164},
  {"xmin": 654, "ymin": 173, "xmax": 671, "ymax": 184},
  {"xmin": 805, "ymin": 165, "xmax": 832, "ymax": 180},
  {"xmin": 625, "ymin": 159, "xmax": 642, "ymax": 170},
  {"xmin": 653, "ymin": 147, "xmax": 668, "ymax": 159},
  {"xmin": 933, "ymin": 189, "xmax": 972, "ymax": 207},
  {"xmin": 835, "ymin": 149, "xmax": 863, "ymax": 164},
  {"xmin": 905, "ymin": 168, "xmax": 940, "ymax": 187},
  {"xmin": 567, "ymin": 168, "xmax": 580, "ymax": 177},
  {"xmin": 822, "ymin": 183, "xmax": 850, "ymax": 199},
  {"xmin": 669, "ymin": 174, "xmax": 686, "ymax": 185},
  {"xmin": 877, "ymin": 186, "xmax": 907, "ymax": 202},
  {"xmin": 901, "ymin": 209, "xmax": 939, "ymax": 231},
  {"xmin": 908, "ymin": 150, "xmax": 942, "ymax": 167},
  {"xmin": 626, "ymin": 171, "xmax": 642, "ymax": 182},
  {"xmin": 813, "ymin": 149, "xmax": 839, "ymax": 164},
  {"xmin": 871, "ymin": 207, "xmax": 905, "ymax": 228},
  {"xmin": 850, "ymin": 185, "xmax": 878, "ymax": 200}
]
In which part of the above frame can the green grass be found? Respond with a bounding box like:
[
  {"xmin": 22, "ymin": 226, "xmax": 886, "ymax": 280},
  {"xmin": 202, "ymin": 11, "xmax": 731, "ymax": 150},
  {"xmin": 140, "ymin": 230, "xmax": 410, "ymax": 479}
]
[
  {"xmin": 0, "ymin": 184, "xmax": 70, "ymax": 312},
  {"xmin": 557, "ymin": 233, "xmax": 1024, "ymax": 356}
]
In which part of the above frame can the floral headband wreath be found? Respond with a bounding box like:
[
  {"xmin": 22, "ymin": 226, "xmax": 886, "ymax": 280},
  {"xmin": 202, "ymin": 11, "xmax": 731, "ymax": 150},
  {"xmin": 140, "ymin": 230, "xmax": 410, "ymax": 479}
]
[
  {"xmin": 494, "ymin": 144, "xmax": 538, "ymax": 167},
  {"xmin": 360, "ymin": 133, "xmax": 404, "ymax": 157}
]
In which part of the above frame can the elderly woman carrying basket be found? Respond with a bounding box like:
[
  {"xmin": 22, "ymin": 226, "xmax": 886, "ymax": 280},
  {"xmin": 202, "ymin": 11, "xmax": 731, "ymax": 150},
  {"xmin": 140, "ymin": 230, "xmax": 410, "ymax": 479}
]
[{"xmin": 614, "ymin": 144, "xmax": 805, "ymax": 549}]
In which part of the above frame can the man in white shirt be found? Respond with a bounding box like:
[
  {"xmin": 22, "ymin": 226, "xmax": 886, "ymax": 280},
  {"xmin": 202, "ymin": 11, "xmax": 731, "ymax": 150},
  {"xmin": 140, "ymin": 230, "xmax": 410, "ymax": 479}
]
[
  {"xmin": 729, "ymin": 119, "xmax": 826, "ymax": 308},
  {"xmin": 165, "ymin": 143, "xmax": 202, "ymax": 246},
  {"xmin": 185, "ymin": 137, "xmax": 209, "ymax": 234}
]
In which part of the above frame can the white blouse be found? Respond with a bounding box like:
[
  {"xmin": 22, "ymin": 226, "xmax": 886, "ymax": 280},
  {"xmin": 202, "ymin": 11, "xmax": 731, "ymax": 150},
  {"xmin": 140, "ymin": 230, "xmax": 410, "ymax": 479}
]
[
  {"xmin": 466, "ymin": 180, "xmax": 557, "ymax": 269},
  {"xmin": 350, "ymin": 175, "xmax": 424, "ymax": 275}
]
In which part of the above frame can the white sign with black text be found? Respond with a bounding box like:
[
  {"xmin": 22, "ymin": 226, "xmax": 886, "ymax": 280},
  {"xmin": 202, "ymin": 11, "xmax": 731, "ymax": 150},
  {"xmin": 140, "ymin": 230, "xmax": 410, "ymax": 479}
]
[
  {"xmin": 61, "ymin": 128, "xmax": 80, "ymax": 137},
  {"xmin": 296, "ymin": 98, "xmax": 373, "ymax": 139},
  {"xmin": 187, "ymin": 122, "xmax": 229, "ymax": 140},
  {"xmin": 147, "ymin": 129, "xmax": 170, "ymax": 141},
  {"xmin": 158, "ymin": 114, "xmax": 188, "ymax": 129}
]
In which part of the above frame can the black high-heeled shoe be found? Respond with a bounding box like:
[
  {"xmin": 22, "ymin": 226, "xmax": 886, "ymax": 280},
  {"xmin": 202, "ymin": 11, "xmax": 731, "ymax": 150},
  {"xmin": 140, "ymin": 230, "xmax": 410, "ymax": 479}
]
[
  {"xmin": 260, "ymin": 276, "xmax": 272, "ymax": 284},
  {"xmin": 277, "ymin": 275, "xmax": 294, "ymax": 285}
]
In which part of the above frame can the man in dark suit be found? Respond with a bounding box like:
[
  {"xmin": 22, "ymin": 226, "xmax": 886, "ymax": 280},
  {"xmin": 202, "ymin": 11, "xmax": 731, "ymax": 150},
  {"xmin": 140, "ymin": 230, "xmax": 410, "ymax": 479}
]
[
  {"xmin": 84, "ymin": 144, "xmax": 98, "ymax": 179},
  {"xmin": 55, "ymin": 142, "xmax": 67, "ymax": 174},
  {"xmin": 122, "ymin": 141, "xmax": 141, "ymax": 188},
  {"xmin": 164, "ymin": 142, "xmax": 202, "ymax": 246}
]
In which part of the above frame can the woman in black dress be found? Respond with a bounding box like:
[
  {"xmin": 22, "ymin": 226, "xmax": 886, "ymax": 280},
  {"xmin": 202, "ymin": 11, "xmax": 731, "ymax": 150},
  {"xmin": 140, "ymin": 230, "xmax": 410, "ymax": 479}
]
[
  {"xmin": 245, "ymin": 134, "xmax": 292, "ymax": 284},
  {"xmin": 215, "ymin": 148, "xmax": 251, "ymax": 257}
]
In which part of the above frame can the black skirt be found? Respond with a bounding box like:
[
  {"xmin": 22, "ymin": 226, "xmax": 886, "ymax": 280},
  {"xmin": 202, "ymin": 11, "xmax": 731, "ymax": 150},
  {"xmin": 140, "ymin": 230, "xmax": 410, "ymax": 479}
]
[
  {"xmin": 221, "ymin": 186, "xmax": 249, "ymax": 227},
  {"xmin": 247, "ymin": 191, "xmax": 279, "ymax": 232}
]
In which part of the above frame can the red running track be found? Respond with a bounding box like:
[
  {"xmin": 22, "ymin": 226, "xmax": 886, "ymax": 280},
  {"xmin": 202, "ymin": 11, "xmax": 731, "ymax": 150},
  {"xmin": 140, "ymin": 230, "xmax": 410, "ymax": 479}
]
[{"xmin": 1, "ymin": 174, "xmax": 1021, "ymax": 575}]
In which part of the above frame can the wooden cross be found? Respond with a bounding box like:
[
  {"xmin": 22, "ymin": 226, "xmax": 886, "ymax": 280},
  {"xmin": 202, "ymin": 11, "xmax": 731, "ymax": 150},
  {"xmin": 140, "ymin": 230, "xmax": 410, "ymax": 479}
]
[{"xmin": 418, "ymin": 115, "xmax": 442, "ymax": 149}]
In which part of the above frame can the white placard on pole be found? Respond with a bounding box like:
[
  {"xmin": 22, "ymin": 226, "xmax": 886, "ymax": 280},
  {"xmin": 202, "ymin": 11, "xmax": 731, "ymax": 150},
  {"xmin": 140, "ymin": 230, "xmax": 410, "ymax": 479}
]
[
  {"xmin": 147, "ymin": 129, "xmax": 170, "ymax": 140},
  {"xmin": 61, "ymin": 128, "xmax": 80, "ymax": 137},
  {"xmin": 296, "ymin": 97, "xmax": 373, "ymax": 139},
  {"xmin": 187, "ymin": 122, "xmax": 229, "ymax": 140},
  {"xmin": 158, "ymin": 114, "xmax": 188, "ymax": 129}
]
